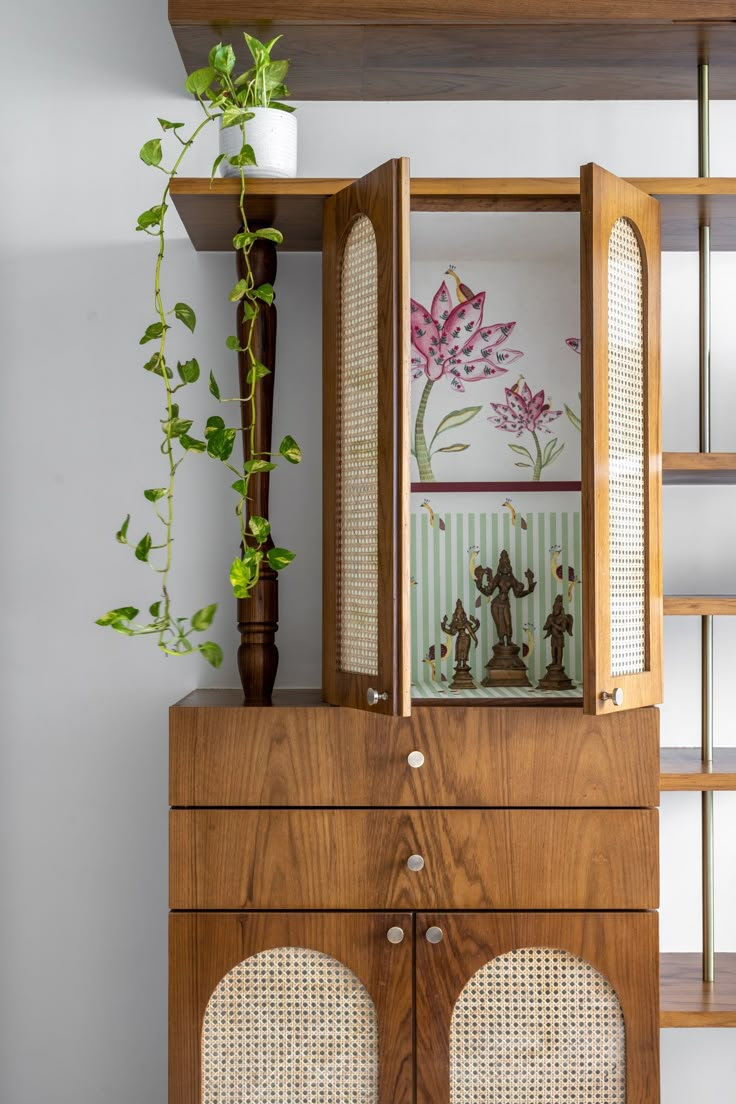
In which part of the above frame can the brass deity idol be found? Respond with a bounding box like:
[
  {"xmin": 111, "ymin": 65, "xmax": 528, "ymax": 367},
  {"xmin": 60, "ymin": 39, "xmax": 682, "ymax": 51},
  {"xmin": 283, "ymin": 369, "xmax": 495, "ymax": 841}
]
[
  {"xmin": 538, "ymin": 593, "xmax": 575, "ymax": 690},
  {"xmin": 474, "ymin": 549, "xmax": 536, "ymax": 687},
  {"xmin": 441, "ymin": 599, "xmax": 481, "ymax": 690}
]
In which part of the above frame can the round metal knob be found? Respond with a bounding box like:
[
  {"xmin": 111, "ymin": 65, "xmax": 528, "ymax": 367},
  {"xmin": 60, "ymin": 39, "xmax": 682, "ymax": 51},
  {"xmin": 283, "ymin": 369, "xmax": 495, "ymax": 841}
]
[
  {"xmin": 407, "ymin": 854, "xmax": 425, "ymax": 872},
  {"xmin": 600, "ymin": 687, "xmax": 624, "ymax": 707},
  {"xmin": 425, "ymin": 926, "xmax": 443, "ymax": 944},
  {"xmin": 386, "ymin": 926, "xmax": 405, "ymax": 944},
  {"xmin": 367, "ymin": 687, "xmax": 389, "ymax": 707},
  {"xmin": 407, "ymin": 750, "xmax": 425, "ymax": 769}
]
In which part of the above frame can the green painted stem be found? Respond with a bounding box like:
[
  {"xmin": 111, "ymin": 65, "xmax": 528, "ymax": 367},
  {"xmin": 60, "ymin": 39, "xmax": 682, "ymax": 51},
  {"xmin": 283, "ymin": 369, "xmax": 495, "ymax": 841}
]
[
  {"xmin": 531, "ymin": 430, "xmax": 543, "ymax": 481},
  {"xmin": 414, "ymin": 377, "xmax": 435, "ymax": 481}
]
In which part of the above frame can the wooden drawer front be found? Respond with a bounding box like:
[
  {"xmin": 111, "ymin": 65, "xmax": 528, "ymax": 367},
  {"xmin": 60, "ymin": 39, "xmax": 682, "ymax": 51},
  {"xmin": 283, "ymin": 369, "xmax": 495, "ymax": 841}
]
[
  {"xmin": 170, "ymin": 808, "xmax": 658, "ymax": 911},
  {"xmin": 170, "ymin": 698, "xmax": 659, "ymax": 808}
]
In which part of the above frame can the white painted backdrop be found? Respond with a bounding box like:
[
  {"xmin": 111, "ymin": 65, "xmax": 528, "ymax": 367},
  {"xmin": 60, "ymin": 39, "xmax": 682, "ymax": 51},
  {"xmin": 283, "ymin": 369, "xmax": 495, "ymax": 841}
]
[{"xmin": 1, "ymin": 0, "xmax": 735, "ymax": 1099}]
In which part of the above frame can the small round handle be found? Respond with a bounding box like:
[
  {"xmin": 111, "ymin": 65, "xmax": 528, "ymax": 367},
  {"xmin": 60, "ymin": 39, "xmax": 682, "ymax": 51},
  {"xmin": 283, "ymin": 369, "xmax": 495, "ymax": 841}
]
[
  {"xmin": 386, "ymin": 926, "xmax": 405, "ymax": 944},
  {"xmin": 600, "ymin": 687, "xmax": 624, "ymax": 707},
  {"xmin": 407, "ymin": 750, "xmax": 425, "ymax": 769},
  {"xmin": 367, "ymin": 687, "xmax": 389, "ymax": 707},
  {"xmin": 407, "ymin": 854, "xmax": 425, "ymax": 872},
  {"xmin": 425, "ymin": 926, "xmax": 443, "ymax": 944}
]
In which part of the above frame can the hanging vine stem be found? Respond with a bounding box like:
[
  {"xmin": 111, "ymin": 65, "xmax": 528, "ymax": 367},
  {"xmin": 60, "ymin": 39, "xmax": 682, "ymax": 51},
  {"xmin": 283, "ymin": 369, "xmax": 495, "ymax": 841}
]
[{"xmin": 96, "ymin": 35, "xmax": 300, "ymax": 665}]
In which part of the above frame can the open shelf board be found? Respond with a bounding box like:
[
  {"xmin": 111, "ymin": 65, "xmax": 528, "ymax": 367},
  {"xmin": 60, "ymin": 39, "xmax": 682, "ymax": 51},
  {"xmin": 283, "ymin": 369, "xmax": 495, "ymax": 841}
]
[
  {"xmin": 660, "ymin": 748, "xmax": 736, "ymax": 791},
  {"xmin": 661, "ymin": 954, "xmax": 736, "ymax": 1027},
  {"xmin": 663, "ymin": 452, "xmax": 736, "ymax": 484},
  {"xmin": 170, "ymin": 178, "xmax": 736, "ymax": 253},
  {"xmin": 664, "ymin": 596, "xmax": 736, "ymax": 615},
  {"xmin": 168, "ymin": 3, "xmax": 736, "ymax": 101}
]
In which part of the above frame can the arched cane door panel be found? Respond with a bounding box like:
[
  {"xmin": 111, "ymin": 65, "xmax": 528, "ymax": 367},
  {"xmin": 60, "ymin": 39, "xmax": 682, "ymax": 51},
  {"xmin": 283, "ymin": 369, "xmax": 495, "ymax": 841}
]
[
  {"xmin": 202, "ymin": 946, "xmax": 379, "ymax": 1104},
  {"xmin": 450, "ymin": 948, "xmax": 625, "ymax": 1104}
]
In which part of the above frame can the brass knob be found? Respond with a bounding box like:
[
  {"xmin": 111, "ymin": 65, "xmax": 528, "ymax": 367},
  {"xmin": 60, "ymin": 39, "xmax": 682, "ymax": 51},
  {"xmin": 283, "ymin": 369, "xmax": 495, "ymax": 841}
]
[
  {"xmin": 386, "ymin": 926, "xmax": 405, "ymax": 944},
  {"xmin": 407, "ymin": 854, "xmax": 425, "ymax": 872},
  {"xmin": 367, "ymin": 688, "xmax": 389, "ymax": 706},
  {"xmin": 407, "ymin": 750, "xmax": 425, "ymax": 769},
  {"xmin": 600, "ymin": 687, "xmax": 624, "ymax": 706},
  {"xmin": 426, "ymin": 926, "xmax": 443, "ymax": 944}
]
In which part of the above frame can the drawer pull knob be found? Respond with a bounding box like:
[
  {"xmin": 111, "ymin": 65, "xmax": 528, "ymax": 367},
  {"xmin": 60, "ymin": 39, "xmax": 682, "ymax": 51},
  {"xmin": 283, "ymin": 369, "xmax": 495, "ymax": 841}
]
[
  {"xmin": 407, "ymin": 750, "xmax": 425, "ymax": 769},
  {"xmin": 386, "ymin": 926, "xmax": 405, "ymax": 944},
  {"xmin": 407, "ymin": 853, "xmax": 425, "ymax": 872},
  {"xmin": 367, "ymin": 687, "xmax": 388, "ymax": 706},
  {"xmin": 426, "ymin": 926, "xmax": 443, "ymax": 944},
  {"xmin": 600, "ymin": 687, "xmax": 624, "ymax": 706}
]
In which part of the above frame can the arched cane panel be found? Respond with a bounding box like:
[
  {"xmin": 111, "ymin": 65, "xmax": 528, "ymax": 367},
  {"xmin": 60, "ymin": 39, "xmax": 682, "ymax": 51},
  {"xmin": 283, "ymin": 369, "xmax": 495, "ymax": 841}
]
[
  {"xmin": 201, "ymin": 946, "xmax": 379, "ymax": 1104},
  {"xmin": 450, "ymin": 947, "xmax": 625, "ymax": 1103}
]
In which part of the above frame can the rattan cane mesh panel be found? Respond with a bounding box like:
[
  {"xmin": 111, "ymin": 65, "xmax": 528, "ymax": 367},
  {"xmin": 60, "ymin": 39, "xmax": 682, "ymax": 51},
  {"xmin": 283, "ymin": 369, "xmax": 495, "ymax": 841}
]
[
  {"xmin": 450, "ymin": 947, "xmax": 625, "ymax": 1104},
  {"xmin": 608, "ymin": 216, "xmax": 646, "ymax": 678},
  {"xmin": 336, "ymin": 215, "xmax": 379, "ymax": 676},
  {"xmin": 201, "ymin": 946, "xmax": 379, "ymax": 1104}
]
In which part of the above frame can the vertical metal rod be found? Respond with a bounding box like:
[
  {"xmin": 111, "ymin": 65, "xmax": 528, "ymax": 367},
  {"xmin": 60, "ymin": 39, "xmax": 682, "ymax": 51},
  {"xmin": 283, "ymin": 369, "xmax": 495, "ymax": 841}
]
[{"xmin": 698, "ymin": 60, "xmax": 715, "ymax": 984}]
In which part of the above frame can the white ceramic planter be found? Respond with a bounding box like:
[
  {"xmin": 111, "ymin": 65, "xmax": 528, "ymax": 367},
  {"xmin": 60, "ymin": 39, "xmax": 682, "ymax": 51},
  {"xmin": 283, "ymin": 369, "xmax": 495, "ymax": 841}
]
[{"xmin": 219, "ymin": 107, "xmax": 297, "ymax": 179}]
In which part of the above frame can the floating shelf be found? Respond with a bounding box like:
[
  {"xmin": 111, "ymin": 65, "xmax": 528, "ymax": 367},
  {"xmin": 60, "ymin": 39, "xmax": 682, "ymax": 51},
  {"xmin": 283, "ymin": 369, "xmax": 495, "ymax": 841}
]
[
  {"xmin": 660, "ymin": 748, "xmax": 736, "ymax": 791},
  {"xmin": 664, "ymin": 596, "xmax": 736, "ymax": 616},
  {"xmin": 168, "ymin": 4, "xmax": 736, "ymax": 101},
  {"xmin": 661, "ymin": 953, "xmax": 736, "ymax": 1027},
  {"xmin": 170, "ymin": 178, "xmax": 736, "ymax": 252},
  {"xmin": 663, "ymin": 452, "xmax": 736, "ymax": 484}
]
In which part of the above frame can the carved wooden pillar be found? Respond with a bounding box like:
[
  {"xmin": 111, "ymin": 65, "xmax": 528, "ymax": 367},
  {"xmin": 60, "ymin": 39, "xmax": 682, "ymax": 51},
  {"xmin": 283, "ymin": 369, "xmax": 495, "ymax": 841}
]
[{"xmin": 236, "ymin": 237, "xmax": 278, "ymax": 704}]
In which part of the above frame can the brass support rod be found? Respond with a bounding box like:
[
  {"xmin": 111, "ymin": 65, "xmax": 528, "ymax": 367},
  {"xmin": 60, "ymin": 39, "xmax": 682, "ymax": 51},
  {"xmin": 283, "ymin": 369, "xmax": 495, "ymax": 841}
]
[{"xmin": 698, "ymin": 60, "xmax": 715, "ymax": 985}]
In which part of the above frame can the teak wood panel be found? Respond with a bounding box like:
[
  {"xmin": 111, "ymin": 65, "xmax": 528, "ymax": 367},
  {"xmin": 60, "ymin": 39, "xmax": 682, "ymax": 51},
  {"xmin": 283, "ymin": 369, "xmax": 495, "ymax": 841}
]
[
  {"xmin": 580, "ymin": 163, "xmax": 663, "ymax": 715},
  {"xmin": 664, "ymin": 594, "xmax": 736, "ymax": 615},
  {"xmin": 170, "ymin": 911, "xmax": 413, "ymax": 1104},
  {"xmin": 660, "ymin": 953, "xmax": 736, "ymax": 1027},
  {"xmin": 322, "ymin": 158, "xmax": 411, "ymax": 716},
  {"xmin": 416, "ymin": 912, "xmax": 659, "ymax": 1104},
  {"xmin": 663, "ymin": 451, "xmax": 736, "ymax": 483},
  {"xmin": 170, "ymin": 808, "xmax": 658, "ymax": 911},
  {"xmin": 169, "ymin": 699, "xmax": 660, "ymax": 808},
  {"xmin": 660, "ymin": 747, "xmax": 736, "ymax": 791}
]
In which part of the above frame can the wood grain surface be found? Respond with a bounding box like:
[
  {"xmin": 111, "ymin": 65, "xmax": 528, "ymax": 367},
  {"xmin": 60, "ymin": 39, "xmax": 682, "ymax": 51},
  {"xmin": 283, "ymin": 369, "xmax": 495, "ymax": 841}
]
[
  {"xmin": 170, "ymin": 911, "xmax": 413, "ymax": 1104},
  {"xmin": 170, "ymin": 699, "xmax": 660, "ymax": 808},
  {"xmin": 660, "ymin": 747, "xmax": 736, "ymax": 790},
  {"xmin": 416, "ymin": 911, "xmax": 659, "ymax": 1104},
  {"xmin": 663, "ymin": 451, "xmax": 736, "ymax": 483},
  {"xmin": 169, "ymin": 808, "xmax": 658, "ymax": 911},
  {"xmin": 664, "ymin": 595, "xmax": 736, "ymax": 615},
  {"xmin": 660, "ymin": 953, "xmax": 736, "ymax": 1026}
]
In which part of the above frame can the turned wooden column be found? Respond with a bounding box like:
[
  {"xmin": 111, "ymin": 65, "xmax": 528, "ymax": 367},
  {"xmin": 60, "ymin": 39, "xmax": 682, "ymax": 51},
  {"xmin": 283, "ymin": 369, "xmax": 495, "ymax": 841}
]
[{"xmin": 236, "ymin": 236, "xmax": 278, "ymax": 704}]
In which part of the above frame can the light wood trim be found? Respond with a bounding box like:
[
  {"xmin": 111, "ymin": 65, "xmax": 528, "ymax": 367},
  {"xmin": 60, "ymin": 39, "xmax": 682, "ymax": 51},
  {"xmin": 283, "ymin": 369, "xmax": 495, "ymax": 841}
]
[
  {"xmin": 664, "ymin": 595, "xmax": 736, "ymax": 615},
  {"xmin": 170, "ymin": 808, "xmax": 658, "ymax": 911},
  {"xmin": 663, "ymin": 451, "xmax": 736, "ymax": 483},
  {"xmin": 322, "ymin": 158, "xmax": 411, "ymax": 716},
  {"xmin": 170, "ymin": 912, "xmax": 413, "ymax": 1104},
  {"xmin": 660, "ymin": 747, "xmax": 736, "ymax": 791},
  {"xmin": 660, "ymin": 953, "xmax": 736, "ymax": 1027},
  {"xmin": 580, "ymin": 163, "xmax": 663, "ymax": 716},
  {"xmin": 170, "ymin": 699, "xmax": 660, "ymax": 808},
  {"xmin": 417, "ymin": 912, "xmax": 659, "ymax": 1104}
]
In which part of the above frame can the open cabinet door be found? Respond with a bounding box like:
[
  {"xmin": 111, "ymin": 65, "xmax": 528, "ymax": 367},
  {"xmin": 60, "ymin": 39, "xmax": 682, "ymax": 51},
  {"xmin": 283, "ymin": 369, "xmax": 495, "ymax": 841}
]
[
  {"xmin": 323, "ymin": 159, "xmax": 411, "ymax": 716},
  {"xmin": 580, "ymin": 163, "xmax": 663, "ymax": 716}
]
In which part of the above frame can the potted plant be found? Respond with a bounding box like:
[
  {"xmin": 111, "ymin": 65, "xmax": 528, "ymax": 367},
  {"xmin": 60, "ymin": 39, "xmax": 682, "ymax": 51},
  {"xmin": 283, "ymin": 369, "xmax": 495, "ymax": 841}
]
[{"xmin": 96, "ymin": 35, "xmax": 301, "ymax": 701}]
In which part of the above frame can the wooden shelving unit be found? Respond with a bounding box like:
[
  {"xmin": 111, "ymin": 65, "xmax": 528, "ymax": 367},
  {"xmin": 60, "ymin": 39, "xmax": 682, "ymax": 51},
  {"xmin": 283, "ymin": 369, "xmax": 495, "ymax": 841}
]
[
  {"xmin": 663, "ymin": 452, "xmax": 736, "ymax": 484},
  {"xmin": 664, "ymin": 596, "xmax": 736, "ymax": 615},
  {"xmin": 660, "ymin": 748, "xmax": 736, "ymax": 791},
  {"xmin": 661, "ymin": 954, "xmax": 736, "ymax": 1027},
  {"xmin": 170, "ymin": 177, "xmax": 736, "ymax": 253}
]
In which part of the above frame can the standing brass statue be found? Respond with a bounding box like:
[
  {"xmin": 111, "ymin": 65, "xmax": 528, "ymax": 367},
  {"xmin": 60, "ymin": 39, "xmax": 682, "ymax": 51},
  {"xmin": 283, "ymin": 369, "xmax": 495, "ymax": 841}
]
[
  {"xmin": 538, "ymin": 594, "xmax": 575, "ymax": 690},
  {"xmin": 442, "ymin": 599, "xmax": 481, "ymax": 690},
  {"xmin": 475, "ymin": 549, "xmax": 536, "ymax": 687}
]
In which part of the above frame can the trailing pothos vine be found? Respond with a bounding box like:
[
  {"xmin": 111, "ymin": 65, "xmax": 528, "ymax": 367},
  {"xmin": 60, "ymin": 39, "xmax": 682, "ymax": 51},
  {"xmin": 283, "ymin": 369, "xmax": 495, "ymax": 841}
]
[{"xmin": 96, "ymin": 35, "xmax": 300, "ymax": 668}]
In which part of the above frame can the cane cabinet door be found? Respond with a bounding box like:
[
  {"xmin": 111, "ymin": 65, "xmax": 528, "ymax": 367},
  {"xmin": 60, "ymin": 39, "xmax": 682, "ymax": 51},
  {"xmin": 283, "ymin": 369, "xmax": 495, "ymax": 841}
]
[
  {"xmin": 416, "ymin": 911, "xmax": 659, "ymax": 1104},
  {"xmin": 580, "ymin": 163, "xmax": 663, "ymax": 716},
  {"xmin": 170, "ymin": 912, "xmax": 412, "ymax": 1104},
  {"xmin": 322, "ymin": 157, "xmax": 411, "ymax": 717}
]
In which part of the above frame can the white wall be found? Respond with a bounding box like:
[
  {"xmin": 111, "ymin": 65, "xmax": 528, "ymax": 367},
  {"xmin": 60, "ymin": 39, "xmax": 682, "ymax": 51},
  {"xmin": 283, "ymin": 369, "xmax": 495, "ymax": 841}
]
[{"xmin": 1, "ymin": 0, "xmax": 734, "ymax": 1099}]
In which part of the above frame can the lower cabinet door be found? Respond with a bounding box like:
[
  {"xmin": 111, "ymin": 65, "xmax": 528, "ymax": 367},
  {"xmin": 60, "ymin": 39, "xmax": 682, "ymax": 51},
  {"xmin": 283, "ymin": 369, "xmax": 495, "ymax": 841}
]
[
  {"xmin": 170, "ymin": 911, "xmax": 413, "ymax": 1104},
  {"xmin": 416, "ymin": 911, "xmax": 659, "ymax": 1104}
]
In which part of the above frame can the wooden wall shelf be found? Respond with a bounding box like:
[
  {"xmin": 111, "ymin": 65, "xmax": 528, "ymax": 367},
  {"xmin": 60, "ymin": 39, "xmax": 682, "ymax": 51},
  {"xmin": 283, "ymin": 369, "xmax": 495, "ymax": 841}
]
[
  {"xmin": 664, "ymin": 596, "xmax": 736, "ymax": 616},
  {"xmin": 168, "ymin": 5, "xmax": 736, "ymax": 101},
  {"xmin": 661, "ymin": 748, "xmax": 736, "ymax": 791},
  {"xmin": 661, "ymin": 953, "xmax": 736, "ymax": 1027},
  {"xmin": 663, "ymin": 452, "xmax": 736, "ymax": 483}
]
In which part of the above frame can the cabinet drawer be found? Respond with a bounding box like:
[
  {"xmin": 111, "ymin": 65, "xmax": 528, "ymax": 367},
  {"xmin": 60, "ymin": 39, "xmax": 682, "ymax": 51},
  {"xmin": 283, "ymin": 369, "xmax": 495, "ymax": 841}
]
[
  {"xmin": 170, "ymin": 693, "xmax": 659, "ymax": 808},
  {"xmin": 170, "ymin": 808, "xmax": 658, "ymax": 911}
]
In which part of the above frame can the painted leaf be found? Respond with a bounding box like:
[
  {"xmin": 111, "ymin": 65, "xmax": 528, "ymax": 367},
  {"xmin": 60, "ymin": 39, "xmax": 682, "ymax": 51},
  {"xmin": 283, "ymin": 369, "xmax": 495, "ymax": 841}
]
[
  {"xmin": 410, "ymin": 300, "xmax": 441, "ymax": 364},
  {"xmin": 566, "ymin": 337, "xmax": 581, "ymax": 354},
  {"xmin": 565, "ymin": 404, "xmax": 582, "ymax": 431},
  {"xmin": 436, "ymin": 443, "xmax": 469, "ymax": 453},
  {"xmin": 432, "ymin": 406, "xmax": 482, "ymax": 438},
  {"xmin": 442, "ymin": 294, "xmax": 486, "ymax": 349},
  {"xmin": 491, "ymin": 348, "xmax": 524, "ymax": 366},
  {"xmin": 431, "ymin": 281, "xmax": 453, "ymax": 325},
  {"xmin": 478, "ymin": 321, "xmax": 516, "ymax": 349}
]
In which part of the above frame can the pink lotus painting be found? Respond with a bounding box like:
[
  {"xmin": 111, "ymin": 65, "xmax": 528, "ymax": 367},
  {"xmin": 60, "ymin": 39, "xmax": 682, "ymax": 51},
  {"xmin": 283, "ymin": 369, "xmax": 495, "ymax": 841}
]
[{"xmin": 488, "ymin": 381, "xmax": 563, "ymax": 481}]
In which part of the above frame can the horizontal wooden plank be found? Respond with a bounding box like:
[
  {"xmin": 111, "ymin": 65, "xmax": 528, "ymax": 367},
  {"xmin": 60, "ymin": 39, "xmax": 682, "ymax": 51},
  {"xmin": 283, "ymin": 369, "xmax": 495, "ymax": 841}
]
[
  {"xmin": 170, "ymin": 696, "xmax": 659, "ymax": 808},
  {"xmin": 660, "ymin": 747, "xmax": 736, "ymax": 791},
  {"xmin": 663, "ymin": 452, "xmax": 736, "ymax": 483},
  {"xmin": 660, "ymin": 953, "xmax": 736, "ymax": 1026},
  {"xmin": 170, "ymin": 807, "xmax": 658, "ymax": 910},
  {"xmin": 664, "ymin": 595, "xmax": 736, "ymax": 615}
]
